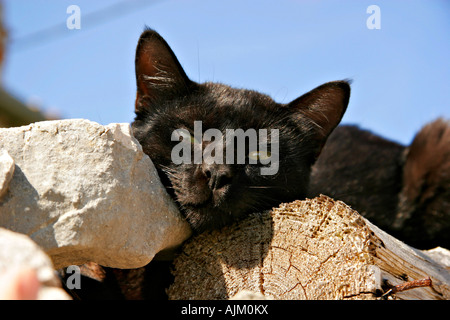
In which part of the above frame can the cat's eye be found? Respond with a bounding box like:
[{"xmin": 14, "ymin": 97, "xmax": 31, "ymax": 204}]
[
  {"xmin": 248, "ymin": 150, "xmax": 271, "ymax": 161},
  {"xmin": 173, "ymin": 129, "xmax": 200, "ymax": 144}
]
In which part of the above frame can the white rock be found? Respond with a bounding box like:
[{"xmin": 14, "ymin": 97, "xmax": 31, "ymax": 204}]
[
  {"xmin": 0, "ymin": 228, "xmax": 72, "ymax": 300},
  {"xmin": 37, "ymin": 287, "xmax": 72, "ymax": 300},
  {"xmin": 0, "ymin": 227, "xmax": 60, "ymax": 287},
  {"xmin": 0, "ymin": 120, "xmax": 192, "ymax": 269},
  {"xmin": 423, "ymin": 247, "xmax": 450, "ymax": 269},
  {"xmin": 0, "ymin": 150, "xmax": 15, "ymax": 199}
]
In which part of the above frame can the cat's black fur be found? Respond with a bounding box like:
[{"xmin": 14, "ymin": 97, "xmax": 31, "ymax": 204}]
[
  {"xmin": 309, "ymin": 120, "xmax": 450, "ymax": 249},
  {"xmin": 63, "ymin": 29, "xmax": 449, "ymax": 300},
  {"xmin": 131, "ymin": 29, "xmax": 350, "ymax": 232}
]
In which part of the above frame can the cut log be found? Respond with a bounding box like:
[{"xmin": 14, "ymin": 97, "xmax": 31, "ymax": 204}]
[{"xmin": 168, "ymin": 195, "xmax": 450, "ymax": 300}]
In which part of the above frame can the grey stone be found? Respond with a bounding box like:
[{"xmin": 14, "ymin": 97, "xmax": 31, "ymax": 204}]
[{"xmin": 0, "ymin": 120, "xmax": 192, "ymax": 269}]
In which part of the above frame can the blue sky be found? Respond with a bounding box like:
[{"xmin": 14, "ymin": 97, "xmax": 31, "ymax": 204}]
[{"xmin": 2, "ymin": 0, "xmax": 449, "ymax": 145}]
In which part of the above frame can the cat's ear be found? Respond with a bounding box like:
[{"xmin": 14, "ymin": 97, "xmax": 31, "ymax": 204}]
[
  {"xmin": 135, "ymin": 28, "xmax": 195, "ymax": 113},
  {"xmin": 288, "ymin": 80, "xmax": 351, "ymax": 156}
]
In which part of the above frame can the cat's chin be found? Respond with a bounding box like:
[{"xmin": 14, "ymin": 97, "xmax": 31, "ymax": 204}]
[
  {"xmin": 180, "ymin": 200, "xmax": 249, "ymax": 233},
  {"xmin": 175, "ymin": 184, "xmax": 231, "ymax": 209}
]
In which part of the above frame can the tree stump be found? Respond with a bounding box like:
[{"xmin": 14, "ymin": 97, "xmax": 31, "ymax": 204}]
[{"xmin": 168, "ymin": 195, "xmax": 450, "ymax": 300}]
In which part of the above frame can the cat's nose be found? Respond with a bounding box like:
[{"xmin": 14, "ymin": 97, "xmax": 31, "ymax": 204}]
[{"xmin": 202, "ymin": 163, "xmax": 233, "ymax": 191}]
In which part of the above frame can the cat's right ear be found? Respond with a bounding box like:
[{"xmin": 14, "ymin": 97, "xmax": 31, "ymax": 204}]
[
  {"xmin": 288, "ymin": 80, "xmax": 351, "ymax": 158},
  {"xmin": 135, "ymin": 29, "xmax": 195, "ymax": 113}
]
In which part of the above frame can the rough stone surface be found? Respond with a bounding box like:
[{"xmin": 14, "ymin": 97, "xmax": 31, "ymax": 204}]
[
  {"xmin": 0, "ymin": 149, "xmax": 14, "ymax": 199},
  {"xmin": 0, "ymin": 227, "xmax": 71, "ymax": 300},
  {"xmin": 423, "ymin": 247, "xmax": 450, "ymax": 270},
  {"xmin": 0, "ymin": 227, "xmax": 59, "ymax": 286},
  {"xmin": 0, "ymin": 120, "xmax": 192, "ymax": 269}
]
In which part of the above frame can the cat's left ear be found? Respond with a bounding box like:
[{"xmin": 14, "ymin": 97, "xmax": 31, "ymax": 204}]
[
  {"xmin": 288, "ymin": 80, "xmax": 351, "ymax": 156},
  {"xmin": 134, "ymin": 28, "xmax": 195, "ymax": 113}
]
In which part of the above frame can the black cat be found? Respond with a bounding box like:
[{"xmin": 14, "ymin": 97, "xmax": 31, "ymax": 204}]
[
  {"xmin": 131, "ymin": 28, "xmax": 350, "ymax": 233},
  {"xmin": 130, "ymin": 28, "xmax": 449, "ymax": 250},
  {"xmin": 63, "ymin": 29, "xmax": 448, "ymax": 300},
  {"xmin": 62, "ymin": 28, "xmax": 350, "ymax": 299}
]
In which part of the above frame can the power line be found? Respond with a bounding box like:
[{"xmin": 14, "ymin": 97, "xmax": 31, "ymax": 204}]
[{"xmin": 10, "ymin": 0, "xmax": 163, "ymax": 52}]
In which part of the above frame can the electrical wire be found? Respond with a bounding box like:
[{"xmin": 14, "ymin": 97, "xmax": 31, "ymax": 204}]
[{"xmin": 10, "ymin": 0, "xmax": 163, "ymax": 52}]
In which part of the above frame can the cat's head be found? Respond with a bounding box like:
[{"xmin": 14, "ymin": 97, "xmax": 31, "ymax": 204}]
[{"xmin": 131, "ymin": 29, "xmax": 350, "ymax": 233}]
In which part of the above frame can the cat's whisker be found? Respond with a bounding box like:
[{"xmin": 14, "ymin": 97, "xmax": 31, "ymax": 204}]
[
  {"xmin": 157, "ymin": 164, "xmax": 176, "ymax": 172},
  {"xmin": 157, "ymin": 165, "xmax": 180, "ymax": 178},
  {"xmin": 247, "ymin": 186, "xmax": 282, "ymax": 189},
  {"xmin": 248, "ymin": 185, "xmax": 291, "ymax": 191}
]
